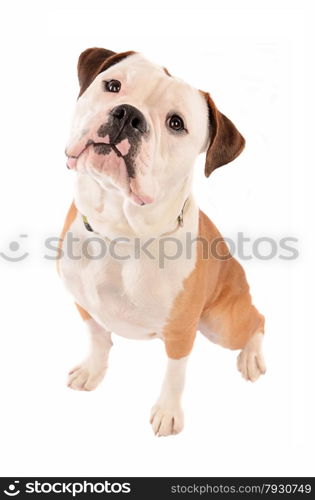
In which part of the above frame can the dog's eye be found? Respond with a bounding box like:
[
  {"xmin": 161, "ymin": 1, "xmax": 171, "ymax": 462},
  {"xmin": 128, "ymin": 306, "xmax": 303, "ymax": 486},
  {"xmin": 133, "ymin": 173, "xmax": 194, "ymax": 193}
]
[
  {"xmin": 168, "ymin": 114, "xmax": 185, "ymax": 132},
  {"xmin": 104, "ymin": 80, "xmax": 121, "ymax": 93}
]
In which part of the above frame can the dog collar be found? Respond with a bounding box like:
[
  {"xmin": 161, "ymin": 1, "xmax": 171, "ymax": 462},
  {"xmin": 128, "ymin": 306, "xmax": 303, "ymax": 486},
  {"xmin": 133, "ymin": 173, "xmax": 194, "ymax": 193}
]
[
  {"xmin": 81, "ymin": 199, "xmax": 188, "ymax": 237},
  {"xmin": 82, "ymin": 215, "xmax": 94, "ymax": 232}
]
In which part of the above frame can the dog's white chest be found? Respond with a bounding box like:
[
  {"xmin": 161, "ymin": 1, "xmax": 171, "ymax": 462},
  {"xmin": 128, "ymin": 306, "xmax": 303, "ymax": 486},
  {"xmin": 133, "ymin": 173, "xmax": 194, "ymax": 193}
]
[{"xmin": 60, "ymin": 214, "xmax": 197, "ymax": 340}]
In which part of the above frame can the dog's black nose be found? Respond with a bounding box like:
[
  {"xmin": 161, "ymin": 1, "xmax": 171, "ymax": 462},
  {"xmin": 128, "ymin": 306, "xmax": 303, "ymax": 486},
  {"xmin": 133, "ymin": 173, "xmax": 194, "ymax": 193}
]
[{"xmin": 111, "ymin": 104, "xmax": 147, "ymax": 134}]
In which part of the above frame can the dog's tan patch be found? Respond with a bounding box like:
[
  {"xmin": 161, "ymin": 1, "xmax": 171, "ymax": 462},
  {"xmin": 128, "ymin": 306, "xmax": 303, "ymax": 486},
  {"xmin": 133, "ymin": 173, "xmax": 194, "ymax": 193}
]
[
  {"xmin": 163, "ymin": 211, "xmax": 264, "ymax": 359},
  {"xmin": 75, "ymin": 302, "xmax": 92, "ymax": 321}
]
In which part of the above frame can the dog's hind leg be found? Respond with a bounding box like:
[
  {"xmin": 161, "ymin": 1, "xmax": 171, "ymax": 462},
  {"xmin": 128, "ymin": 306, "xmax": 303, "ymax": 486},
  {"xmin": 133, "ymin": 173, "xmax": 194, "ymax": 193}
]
[
  {"xmin": 199, "ymin": 257, "xmax": 266, "ymax": 382},
  {"xmin": 199, "ymin": 308, "xmax": 266, "ymax": 383},
  {"xmin": 236, "ymin": 331, "xmax": 266, "ymax": 382}
]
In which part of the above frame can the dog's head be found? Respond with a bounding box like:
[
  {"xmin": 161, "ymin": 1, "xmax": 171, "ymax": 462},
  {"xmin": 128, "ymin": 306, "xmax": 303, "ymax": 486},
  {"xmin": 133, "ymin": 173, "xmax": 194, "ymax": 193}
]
[{"xmin": 66, "ymin": 48, "xmax": 245, "ymax": 206}]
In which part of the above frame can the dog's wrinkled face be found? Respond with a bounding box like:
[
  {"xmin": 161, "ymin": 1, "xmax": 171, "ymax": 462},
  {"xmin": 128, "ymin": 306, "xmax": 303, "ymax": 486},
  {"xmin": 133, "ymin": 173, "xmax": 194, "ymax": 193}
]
[{"xmin": 66, "ymin": 49, "xmax": 245, "ymax": 206}]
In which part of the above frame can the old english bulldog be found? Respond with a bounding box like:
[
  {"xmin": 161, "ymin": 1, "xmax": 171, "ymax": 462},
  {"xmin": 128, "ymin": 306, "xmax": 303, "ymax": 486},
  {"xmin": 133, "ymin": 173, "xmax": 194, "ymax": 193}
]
[{"xmin": 59, "ymin": 47, "xmax": 266, "ymax": 436}]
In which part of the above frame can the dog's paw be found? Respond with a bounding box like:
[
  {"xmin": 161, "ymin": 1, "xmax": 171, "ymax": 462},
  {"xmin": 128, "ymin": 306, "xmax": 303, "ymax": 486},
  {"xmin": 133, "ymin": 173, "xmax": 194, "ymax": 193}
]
[
  {"xmin": 67, "ymin": 358, "xmax": 108, "ymax": 391},
  {"xmin": 237, "ymin": 332, "xmax": 266, "ymax": 382},
  {"xmin": 150, "ymin": 404, "xmax": 184, "ymax": 437}
]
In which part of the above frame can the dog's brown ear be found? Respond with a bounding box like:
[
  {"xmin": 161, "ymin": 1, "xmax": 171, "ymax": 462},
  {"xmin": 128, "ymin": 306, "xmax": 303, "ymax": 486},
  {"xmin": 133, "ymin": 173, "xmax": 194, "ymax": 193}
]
[
  {"xmin": 77, "ymin": 47, "xmax": 135, "ymax": 97},
  {"xmin": 203, "ymin": 92, "xmax": 245, "ymax": 177}
]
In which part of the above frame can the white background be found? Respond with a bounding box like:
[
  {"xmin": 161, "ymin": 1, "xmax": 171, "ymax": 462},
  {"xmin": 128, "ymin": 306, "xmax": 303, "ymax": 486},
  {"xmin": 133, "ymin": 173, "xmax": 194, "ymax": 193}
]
[{"xmin": 0, "ymin": 0, "xmax": 314, "ymax": 478}]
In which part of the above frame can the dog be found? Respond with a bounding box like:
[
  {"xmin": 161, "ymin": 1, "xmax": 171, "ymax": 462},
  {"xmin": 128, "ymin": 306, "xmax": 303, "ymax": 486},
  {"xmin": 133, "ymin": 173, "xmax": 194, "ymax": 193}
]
[{"xmin": 59, "ymin": 47, "xmax": 266, "ymax": 437}]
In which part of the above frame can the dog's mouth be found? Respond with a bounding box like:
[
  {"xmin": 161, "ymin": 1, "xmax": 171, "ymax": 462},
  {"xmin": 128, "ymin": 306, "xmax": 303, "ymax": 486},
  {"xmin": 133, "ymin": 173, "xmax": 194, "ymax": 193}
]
[
  {"xmin": 93, "ymin": 141, "xmax": 123, "ymax": 156},
  {"xmin": 65, "ymin": 140, "xmax": 153, "ymax": 206},
  {"xmin": 66, "ymin": 140, "xmax": 119, "ymax": 168}
]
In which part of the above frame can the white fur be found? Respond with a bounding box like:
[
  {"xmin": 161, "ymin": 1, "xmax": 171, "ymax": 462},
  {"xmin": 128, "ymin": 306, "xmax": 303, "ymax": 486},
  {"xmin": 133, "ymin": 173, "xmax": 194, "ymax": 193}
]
[
  {"xmin": 237, "ymin": 332, "xmax": 266, "ymax": 382},
  {"xmin": 66, "ymin": 53, "xmax": 209, "ymax": 218},
  {"xmin": 62, "ymin": 54, "xmax": 208, "ymax": 341},
  {"xmin": 68, "ymin": 318, "xmax": 112, "ymax": 391},
  {"xmin": 150, "ymin": 356, "xmax": 188, "ymax": 436},
  {"xmin": 60, "ymin": 198, "xmax": 198, "ymax": 340}
]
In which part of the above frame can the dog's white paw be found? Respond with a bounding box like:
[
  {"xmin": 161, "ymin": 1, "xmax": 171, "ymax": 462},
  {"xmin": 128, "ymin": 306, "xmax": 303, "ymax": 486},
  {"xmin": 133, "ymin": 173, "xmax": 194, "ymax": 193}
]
[
  {"xmin": 237, "ymin": 332, "xmax": 266, "ymax": 382},
  {"xmin": 150, "ymin": 404, "xmax": 184, "ymax": 437},
  {"xmin": 67, "ymin": 357, "xmax": 108, "ymax": 391}
]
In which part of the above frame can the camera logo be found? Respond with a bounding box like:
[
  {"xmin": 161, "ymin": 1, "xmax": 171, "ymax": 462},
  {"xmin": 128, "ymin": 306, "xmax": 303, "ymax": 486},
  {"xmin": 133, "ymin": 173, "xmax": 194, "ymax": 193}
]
[{"xmin": 4, "ymin": 481, "xmax": 20, "ymax": 496}]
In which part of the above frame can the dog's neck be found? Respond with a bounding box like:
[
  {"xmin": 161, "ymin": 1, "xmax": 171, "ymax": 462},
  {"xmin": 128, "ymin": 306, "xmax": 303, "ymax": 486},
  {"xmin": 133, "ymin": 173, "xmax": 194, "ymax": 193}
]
[{"xmin": 73, "ymin": 173, "xmax": 196, "ymax": 239}]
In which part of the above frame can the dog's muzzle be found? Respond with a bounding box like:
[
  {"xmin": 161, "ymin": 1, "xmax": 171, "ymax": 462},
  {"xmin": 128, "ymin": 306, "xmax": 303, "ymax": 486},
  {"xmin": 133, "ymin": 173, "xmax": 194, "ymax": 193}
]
[
  {"xmin": 65, "ymin": 103, "xmax": 155, "ymax": 205},
  {"xmin": 65, "ymin": 104, "xmax": 148, "ymax": 169}
]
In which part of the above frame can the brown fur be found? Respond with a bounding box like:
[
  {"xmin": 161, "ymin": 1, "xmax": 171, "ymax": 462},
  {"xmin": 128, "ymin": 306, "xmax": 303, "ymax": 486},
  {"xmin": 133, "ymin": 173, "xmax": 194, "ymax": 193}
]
[
  {"xmin": 77, "ymin": 48, "xmax": 136, "ymax": 97},
  {"xmin": 164, "ymin": 211, "xmax": 264, "ymax": 359},
  {"xmin": 201, "ymin": 91, "xmax": 246, "ymax": 177},
  {"xmin": 75, "ymin": 302, "xmax": 92, "ymax": 321}
]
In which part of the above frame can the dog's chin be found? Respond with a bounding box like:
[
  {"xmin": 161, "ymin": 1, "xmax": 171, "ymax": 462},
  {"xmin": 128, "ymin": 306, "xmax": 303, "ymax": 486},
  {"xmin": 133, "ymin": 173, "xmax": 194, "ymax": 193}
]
[{"xmin": 75, "ymin": 151, "xmax": 155, "ymax": 207}]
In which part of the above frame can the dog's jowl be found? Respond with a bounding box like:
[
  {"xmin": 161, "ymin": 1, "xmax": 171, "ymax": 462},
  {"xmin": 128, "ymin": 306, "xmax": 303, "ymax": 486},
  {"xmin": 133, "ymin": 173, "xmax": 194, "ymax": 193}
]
[{"xmin": 59, "ymin": 47, "xmax": 266, "ymax": 437}]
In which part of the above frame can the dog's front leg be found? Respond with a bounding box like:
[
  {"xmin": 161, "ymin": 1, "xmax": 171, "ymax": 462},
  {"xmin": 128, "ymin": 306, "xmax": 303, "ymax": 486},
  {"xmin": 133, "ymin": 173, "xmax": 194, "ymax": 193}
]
[
  {"xmin": 150, "ymin": 355, "xmax": 189, "ymax": 437},
  {"xmin": 150, "ymin": 319, "xmax": 197, "ymax": 437},
  {"xmin": 68, "ymin": 304, "xmax": 112, "ymax": 391}
]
